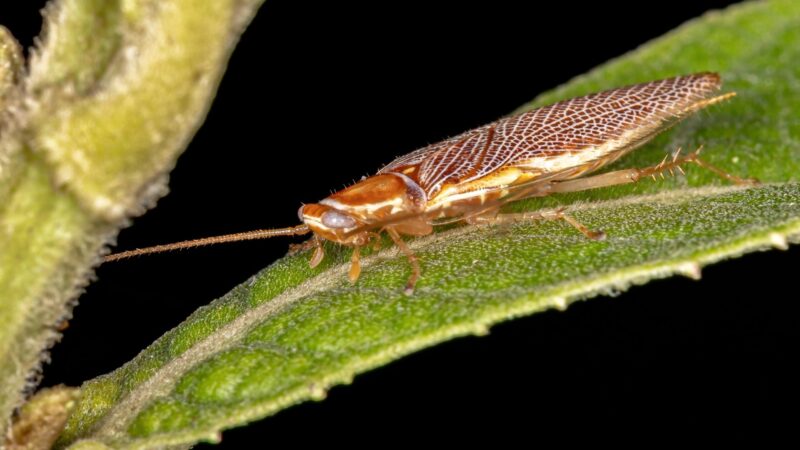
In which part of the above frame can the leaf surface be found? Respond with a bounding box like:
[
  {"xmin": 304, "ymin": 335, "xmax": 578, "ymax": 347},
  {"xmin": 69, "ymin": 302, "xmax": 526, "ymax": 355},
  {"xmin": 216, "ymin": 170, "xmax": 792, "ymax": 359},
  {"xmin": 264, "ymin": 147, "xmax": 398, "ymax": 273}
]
[{"xmin": 59, "ymin": 1, "xmax": 800, "ymax": 448}]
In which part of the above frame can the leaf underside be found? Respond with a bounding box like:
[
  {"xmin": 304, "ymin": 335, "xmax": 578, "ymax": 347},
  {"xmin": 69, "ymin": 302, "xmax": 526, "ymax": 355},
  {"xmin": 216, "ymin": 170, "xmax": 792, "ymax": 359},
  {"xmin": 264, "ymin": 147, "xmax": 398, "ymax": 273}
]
[{"xmin": 60, "ymin": 1, "xmax": 800, "ymax": 448}]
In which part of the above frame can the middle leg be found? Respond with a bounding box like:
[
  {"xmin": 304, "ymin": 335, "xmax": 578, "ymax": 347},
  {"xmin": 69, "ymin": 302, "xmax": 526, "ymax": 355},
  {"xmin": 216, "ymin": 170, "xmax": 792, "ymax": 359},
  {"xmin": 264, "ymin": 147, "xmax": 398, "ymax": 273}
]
[
  {"xmin": 385, "ymin": 227, "xmax": 422, "ymax": 296},
  {"xmin": 468, "ymin": 208, "xmax": 606, "ymax": 240}
]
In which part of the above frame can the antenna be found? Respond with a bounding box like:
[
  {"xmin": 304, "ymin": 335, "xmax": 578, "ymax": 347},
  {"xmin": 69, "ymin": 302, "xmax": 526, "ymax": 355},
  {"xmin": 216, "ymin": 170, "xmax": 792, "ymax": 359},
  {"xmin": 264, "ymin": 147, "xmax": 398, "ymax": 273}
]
[{"xmin": 104, "ymin": 224, "xmax": 311, "ymax": 262}]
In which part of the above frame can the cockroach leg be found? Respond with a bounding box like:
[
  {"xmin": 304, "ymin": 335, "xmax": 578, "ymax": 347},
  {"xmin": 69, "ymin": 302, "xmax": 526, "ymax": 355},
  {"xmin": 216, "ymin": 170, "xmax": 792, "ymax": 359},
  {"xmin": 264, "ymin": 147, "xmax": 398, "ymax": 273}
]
[
  {"xmin": 558, "ymin": 211, "xmax": 607, "ymax": 240},
  {"xmin": 366, "ymin": 231, "xmax": 383, "ymax": 251},
  {"xmin": 349, "ymin": 246, "xmax": 362, "ymax": 283},
  {"xmin": 470, "ymin": 208, "xmax": 605, "ymax": 240},
  {"xmin": 465, "ymin": 209, "xmax": 500, "ymax": 225},
  {"xmin": 288, "ymin": 238, "xmax": 318, "ymax": 256},
  {"xmin": 681, "ymin": 146, "xmax": 759, "ymax": 185},
  {"xmin": 642, "ymin": 146, "xmax": 759, "ymax": 185},
  {"xmin": 548, "ymin": 146, "xmax": 756, "ymax": 194},
  {"xmin": 309, "ymin": 238, "xmax": 325, "ymax": 268},
  {"xmin": 386, "ymin": 227, "xmax": 421, "ymax": 296}
]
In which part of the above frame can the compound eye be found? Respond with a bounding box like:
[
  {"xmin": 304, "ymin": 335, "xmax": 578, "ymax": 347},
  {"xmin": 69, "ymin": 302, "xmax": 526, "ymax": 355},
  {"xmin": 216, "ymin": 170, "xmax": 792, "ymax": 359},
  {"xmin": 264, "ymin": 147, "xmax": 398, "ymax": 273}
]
[
  {"xmin": 321, "ymin": 210, "xmax": 357, "ymax": 229},
  {"xmin": 297, "ymin": 205, "xmax": 306, "ymax": 222}
]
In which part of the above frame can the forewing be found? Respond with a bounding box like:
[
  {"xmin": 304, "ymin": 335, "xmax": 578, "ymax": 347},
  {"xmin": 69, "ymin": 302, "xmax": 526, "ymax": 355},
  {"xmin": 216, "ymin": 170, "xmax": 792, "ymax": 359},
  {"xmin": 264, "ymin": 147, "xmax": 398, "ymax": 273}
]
[{"xmin": 380, "ymin": 73, "xmax": 725, "ymax": 196}]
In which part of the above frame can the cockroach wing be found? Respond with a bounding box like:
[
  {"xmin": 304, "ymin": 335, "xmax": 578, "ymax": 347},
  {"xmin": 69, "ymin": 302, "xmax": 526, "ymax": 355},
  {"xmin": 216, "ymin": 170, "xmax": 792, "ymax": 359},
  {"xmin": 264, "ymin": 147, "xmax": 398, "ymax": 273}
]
[{"xmin": 379, "ymin": 73, "xmax": 726, "ymax": 197}]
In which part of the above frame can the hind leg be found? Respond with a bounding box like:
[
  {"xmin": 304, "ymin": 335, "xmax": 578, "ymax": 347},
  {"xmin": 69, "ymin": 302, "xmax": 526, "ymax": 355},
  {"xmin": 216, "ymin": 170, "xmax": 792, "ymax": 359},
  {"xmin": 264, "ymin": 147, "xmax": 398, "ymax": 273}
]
[
  {"xmin": 548, "ymin": 146, "xmax": 757, "ymax": 195},
  {"xmin": 469, "ymin": 146, "xmax": 755, "ymax": 241}
]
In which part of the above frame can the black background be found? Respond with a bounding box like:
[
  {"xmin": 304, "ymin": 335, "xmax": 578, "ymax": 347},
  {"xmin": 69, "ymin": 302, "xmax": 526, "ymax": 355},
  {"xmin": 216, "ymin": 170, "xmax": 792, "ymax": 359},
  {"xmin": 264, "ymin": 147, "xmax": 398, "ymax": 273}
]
[{"xmin": 4, "ymin": 0, "xmax": 799, "ymax": 445}]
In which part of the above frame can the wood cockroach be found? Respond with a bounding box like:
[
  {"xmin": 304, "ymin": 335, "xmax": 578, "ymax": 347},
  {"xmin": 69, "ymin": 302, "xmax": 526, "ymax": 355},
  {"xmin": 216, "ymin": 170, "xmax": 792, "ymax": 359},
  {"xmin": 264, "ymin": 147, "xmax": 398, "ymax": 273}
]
[{"xmin": 106, "ymin": 73, "xmax": 754, "ymax": 294}]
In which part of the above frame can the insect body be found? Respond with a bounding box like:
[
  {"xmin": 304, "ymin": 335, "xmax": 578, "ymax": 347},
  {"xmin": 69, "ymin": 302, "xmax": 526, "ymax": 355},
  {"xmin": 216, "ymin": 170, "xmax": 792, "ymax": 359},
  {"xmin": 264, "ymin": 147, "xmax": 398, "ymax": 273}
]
[{"xmin": 107, "ymin": 73, "xmax": 752, "ymax": 294}]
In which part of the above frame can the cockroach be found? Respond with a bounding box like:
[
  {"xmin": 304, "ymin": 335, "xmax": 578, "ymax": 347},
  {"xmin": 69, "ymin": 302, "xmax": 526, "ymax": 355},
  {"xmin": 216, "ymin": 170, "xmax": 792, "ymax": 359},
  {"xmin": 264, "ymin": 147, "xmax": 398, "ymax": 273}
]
[{"xmin": 106, "ymin": 73, "xmax": 754, "ymax": 294}]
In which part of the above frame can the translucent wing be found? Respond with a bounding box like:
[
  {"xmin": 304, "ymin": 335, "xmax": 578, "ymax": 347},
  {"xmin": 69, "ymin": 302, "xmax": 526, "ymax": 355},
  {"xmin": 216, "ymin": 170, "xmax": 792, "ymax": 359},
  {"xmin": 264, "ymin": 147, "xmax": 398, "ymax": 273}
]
[{"xmin": 379, "ymin": 73, "xmax": 727, "ymax": 197}]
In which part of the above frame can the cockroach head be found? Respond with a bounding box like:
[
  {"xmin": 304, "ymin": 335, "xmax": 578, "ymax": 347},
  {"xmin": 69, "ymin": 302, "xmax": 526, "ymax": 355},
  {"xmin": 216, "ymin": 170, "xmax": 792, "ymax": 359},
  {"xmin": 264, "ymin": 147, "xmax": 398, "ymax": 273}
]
[
  {"xmin": 298, "ymin": 203, "xmax": 364, "ymax": 244},
  {"xmin": 298, "ymin": 173, "xmax": 427, "ymax": 245}
]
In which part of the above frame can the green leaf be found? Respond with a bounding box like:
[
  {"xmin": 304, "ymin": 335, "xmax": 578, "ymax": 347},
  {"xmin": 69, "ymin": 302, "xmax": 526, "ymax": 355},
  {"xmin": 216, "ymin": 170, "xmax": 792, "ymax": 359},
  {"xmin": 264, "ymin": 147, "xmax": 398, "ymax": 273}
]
[
  {"xmin": 0, "ymin": 0, "xmax": 264, "ymax": 438},
  {"xmin": 60, "ymin": 0, "xmax": 800, "ymax": 448}
]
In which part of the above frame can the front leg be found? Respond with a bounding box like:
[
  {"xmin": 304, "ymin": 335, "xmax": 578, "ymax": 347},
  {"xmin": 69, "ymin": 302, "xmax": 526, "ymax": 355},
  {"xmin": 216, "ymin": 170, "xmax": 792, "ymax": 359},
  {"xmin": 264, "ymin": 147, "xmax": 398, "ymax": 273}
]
[{"xmin": 288, "ymin": 237, "xmax": 318, "ymax": 256}]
